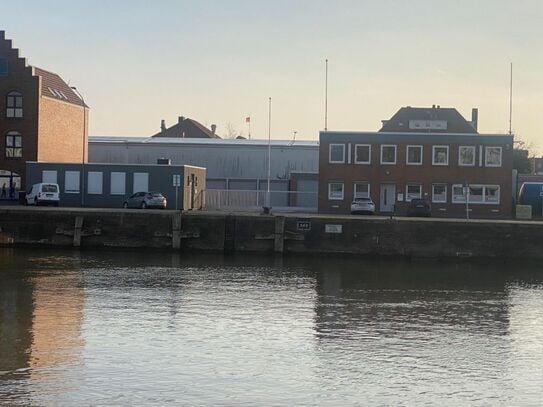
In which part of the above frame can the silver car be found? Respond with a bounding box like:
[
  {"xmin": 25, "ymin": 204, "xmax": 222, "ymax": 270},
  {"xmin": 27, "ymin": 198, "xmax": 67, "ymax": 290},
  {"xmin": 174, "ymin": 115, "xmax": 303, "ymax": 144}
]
[
  {"xmin": 350, "ymin": 197, "xmax": 375, "ymax": 215},
  {"xmin": 123, "ymin": 192, "xmax": 167, "ymax": 209}
]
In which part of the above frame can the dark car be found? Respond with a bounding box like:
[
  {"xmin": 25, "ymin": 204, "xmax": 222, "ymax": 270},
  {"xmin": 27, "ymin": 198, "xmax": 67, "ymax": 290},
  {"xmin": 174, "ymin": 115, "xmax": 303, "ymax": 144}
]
[
  {"xmin": 123, "ymin": 192, "xmax": 167, "ymax": 209},
  {"xmin": 406, "ymin": 198, "xmax": 431, "ymax": 217}
]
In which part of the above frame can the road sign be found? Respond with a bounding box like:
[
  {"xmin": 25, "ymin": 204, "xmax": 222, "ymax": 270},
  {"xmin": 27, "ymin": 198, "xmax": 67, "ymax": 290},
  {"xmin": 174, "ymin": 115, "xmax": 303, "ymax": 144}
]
[{"xmin": 172, "ymin": 174, "xmax": 181, "ymax": 187}]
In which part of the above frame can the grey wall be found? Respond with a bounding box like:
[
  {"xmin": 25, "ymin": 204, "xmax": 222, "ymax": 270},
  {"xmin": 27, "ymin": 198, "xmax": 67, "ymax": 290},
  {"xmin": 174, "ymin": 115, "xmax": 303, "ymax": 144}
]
[
  {"xmin": 88, "ymin": 140, "xmax": 318, "ymax": 181},
  {"xmin": 25, "ymin": 162, "xmax": 202, "ymax": 209}
]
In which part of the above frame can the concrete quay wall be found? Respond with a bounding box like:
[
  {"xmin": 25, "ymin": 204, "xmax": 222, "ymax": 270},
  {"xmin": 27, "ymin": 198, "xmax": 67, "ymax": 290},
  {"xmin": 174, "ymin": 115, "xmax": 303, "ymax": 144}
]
[{"xmin": 0, "ymin": 207, "xmax": 542, "ymax": 260}]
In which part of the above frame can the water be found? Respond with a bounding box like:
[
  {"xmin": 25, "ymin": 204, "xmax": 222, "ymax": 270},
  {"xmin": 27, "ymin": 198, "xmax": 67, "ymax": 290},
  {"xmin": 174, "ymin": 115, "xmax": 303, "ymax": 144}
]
[{"xmin": 1, "ymin": 249, "xmax": 543, "ymax": 406}]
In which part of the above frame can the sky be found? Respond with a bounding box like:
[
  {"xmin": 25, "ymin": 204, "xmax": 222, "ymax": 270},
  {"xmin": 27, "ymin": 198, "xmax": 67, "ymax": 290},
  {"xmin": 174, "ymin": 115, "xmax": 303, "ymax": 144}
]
[{"xmin": 2, "ymin": 0, "xmax": 543, "ymax": 151}]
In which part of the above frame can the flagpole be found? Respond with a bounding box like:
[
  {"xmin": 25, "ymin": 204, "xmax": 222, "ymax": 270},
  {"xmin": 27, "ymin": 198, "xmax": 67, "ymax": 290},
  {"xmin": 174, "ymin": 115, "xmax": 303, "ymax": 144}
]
[
  {"xmin": 509, "ymin": 62, "xmax": 513, "ymax": 135},
  {"xmin": 325, "ymin": 58, "xmax": 328, "ymax": 131},
  {"xmin": 267, "ymin": 97, "xmax": 272, "ymax": 210}
]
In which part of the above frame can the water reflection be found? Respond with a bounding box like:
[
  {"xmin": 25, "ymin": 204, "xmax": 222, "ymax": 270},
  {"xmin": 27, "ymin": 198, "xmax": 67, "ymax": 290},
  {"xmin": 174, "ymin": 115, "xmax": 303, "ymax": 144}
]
[{"xmin": 1, "ymin": 249, "xmax": 543, "ymax": 405}]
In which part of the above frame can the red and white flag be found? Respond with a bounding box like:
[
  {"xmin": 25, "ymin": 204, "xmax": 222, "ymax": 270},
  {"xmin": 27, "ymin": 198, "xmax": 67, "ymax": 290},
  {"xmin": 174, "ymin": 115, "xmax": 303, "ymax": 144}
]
[{"xmin": 245, "ymin": 117, "xmax": 251, "ymax": 123}]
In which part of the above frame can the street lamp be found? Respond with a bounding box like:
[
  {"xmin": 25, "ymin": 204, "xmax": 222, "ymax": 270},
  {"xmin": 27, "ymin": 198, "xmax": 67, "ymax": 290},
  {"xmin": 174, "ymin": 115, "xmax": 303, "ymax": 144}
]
[{"xmin": 71, "ymin": 86, "xmax": 86, "ymax": 207}]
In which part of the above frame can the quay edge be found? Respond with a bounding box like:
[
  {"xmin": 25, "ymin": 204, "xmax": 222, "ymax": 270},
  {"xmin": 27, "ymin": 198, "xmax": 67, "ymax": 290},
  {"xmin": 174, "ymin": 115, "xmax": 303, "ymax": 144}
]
[{"xmin": 0, "ymin": 207, "xmax": 542, "ymax": 260}]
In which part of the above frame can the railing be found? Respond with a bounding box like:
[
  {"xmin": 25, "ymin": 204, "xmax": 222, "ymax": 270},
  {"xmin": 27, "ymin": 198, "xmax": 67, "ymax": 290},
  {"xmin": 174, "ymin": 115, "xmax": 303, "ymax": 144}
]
[{"xmin": 204, "ymin": 189, "xmax": 317, "ymax": 212}]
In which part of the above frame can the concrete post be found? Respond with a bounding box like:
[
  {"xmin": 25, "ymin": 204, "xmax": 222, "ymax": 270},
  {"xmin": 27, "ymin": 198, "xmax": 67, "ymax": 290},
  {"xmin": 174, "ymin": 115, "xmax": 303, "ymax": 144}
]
[
  {"xmin": 172, "ymin": 212, "xmax": 182, "ymax": 249},
  {"xmin": 73, "ymin": 216, "xmax": 84, "ymax": 247},
  {"xmin": 274, "ymin": 216, "xmax": 285, "ymax": 253}
]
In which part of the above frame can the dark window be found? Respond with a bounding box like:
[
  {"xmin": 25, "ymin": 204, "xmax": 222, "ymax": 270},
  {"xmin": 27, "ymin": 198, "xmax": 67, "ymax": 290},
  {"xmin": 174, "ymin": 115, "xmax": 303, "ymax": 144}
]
[
  {"xmin": 5, "ymin": 132, "xmax": 22, "ymax": 158},
  {"xmin": 6, "ymin": 91, "xmax": 23, "ymax": 118},
  {"xmin": 0, "ymin": 58, "xmax": 7, "ymax": 76}
]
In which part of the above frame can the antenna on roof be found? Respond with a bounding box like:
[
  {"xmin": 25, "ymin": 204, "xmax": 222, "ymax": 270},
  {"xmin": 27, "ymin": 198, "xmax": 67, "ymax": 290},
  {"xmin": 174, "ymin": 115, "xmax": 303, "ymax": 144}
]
[
  {"xmin": 509, "ymin": 62, "xmax": 513, "ymax": 135},
  {"xmin": 324, "ymin": 59, "xmax": 328, "ymax": 131}
]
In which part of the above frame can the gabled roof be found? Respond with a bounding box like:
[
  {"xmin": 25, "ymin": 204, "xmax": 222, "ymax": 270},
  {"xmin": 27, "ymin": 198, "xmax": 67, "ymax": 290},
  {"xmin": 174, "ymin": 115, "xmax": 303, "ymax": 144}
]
[
  {"xmin": 152, "ymin": 117, "xmax": 221, "ymax": 139},
  {"xmin": 33, "ymin": 67, "xmax": 87, "ymax": 107},
  {"xmin": 379, "ymin": 106, "xmax": 477, "ymax": 134}
]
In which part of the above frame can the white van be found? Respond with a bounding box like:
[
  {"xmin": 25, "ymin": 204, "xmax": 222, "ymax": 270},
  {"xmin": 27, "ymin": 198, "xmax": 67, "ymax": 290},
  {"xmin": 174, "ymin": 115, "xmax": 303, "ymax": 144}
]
[{"xmin": 25, "ymin": 183, "xmax": 60, "ymax": 206}]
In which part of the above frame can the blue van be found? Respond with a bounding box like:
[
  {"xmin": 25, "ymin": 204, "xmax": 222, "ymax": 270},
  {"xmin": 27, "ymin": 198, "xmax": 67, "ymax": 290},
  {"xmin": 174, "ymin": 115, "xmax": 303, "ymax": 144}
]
[{"xmin": 518, "ymin": 182, "xmax": 543, "ymax": 216}]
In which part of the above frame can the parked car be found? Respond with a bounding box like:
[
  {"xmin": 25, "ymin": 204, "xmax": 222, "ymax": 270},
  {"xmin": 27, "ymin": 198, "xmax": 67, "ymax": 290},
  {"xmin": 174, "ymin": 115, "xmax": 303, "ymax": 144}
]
[
  {"xmin": 350, "ymin": 197, "xmax": 375, "ymax": 215},
  {"xmin": 518, "ymin": 182, "xmax": 543, "ymax": 216},
  {"xmin": 123, "ymin": 192, "xmax": 167, "ymax": 209},
  {"xmin": 25, "ymin": 183, "xmax": 60, "ymax": 206},
  {"xmin": 406, "ymin": 198, "xmax": 431, "ymax": 217}
]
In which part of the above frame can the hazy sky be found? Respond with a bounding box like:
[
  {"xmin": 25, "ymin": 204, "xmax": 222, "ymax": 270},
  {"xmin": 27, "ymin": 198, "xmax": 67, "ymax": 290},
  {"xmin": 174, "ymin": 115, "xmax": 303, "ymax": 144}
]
[{"xmin": 2, "ymin": 0, "xmax": 542, "ymax": 150}]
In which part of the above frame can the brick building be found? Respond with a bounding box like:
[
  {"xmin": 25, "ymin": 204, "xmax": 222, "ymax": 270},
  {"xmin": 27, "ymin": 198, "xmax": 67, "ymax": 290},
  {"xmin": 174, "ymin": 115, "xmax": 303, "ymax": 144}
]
[
  {"xmin": 319, "ymin": 106, "xmax": 514, "ymax": 218},
  {"xmin": 0, "ymin": 30, "xmax": 88, "ymax": 197}
]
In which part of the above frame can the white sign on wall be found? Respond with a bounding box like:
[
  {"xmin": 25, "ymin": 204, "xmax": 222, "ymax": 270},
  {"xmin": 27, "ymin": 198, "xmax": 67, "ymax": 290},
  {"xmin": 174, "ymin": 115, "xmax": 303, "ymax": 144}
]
[
  {"xmin": 325, "ymin": 224, "xmax": 342, "ymax": 234},
  {"xmin": 173, "ymin": 174, "xmax": 181, "ymax": 187}
]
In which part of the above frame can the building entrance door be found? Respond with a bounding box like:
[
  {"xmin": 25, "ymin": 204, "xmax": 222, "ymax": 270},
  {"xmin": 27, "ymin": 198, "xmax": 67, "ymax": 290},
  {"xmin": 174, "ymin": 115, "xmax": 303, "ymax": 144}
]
[{"xmin": 380, "ymin": 184, "xmax": 396, "ymax": 213}]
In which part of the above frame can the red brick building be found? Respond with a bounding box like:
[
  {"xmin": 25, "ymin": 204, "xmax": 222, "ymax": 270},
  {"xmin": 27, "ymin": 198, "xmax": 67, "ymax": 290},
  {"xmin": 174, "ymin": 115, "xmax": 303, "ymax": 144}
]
[
  {"xmin": 0, "ymin": 30, "xmax": 88, "ymax": 197},
  {"xmin": 319, "ymin": 106, "xmax": 514, "ymax": 218}
]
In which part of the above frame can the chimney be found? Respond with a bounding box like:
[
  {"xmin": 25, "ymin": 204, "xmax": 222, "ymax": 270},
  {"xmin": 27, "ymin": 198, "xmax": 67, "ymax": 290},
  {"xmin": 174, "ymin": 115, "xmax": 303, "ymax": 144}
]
[
  {"xmin": 211, "ymin": 124, "xmax": 217, "ymax": 135},
  {"xmin": 471, "ymin": 108, "xmax": 478, "ymax": 131},
  {"xmin": 432, "ymin": 104, "xmax": 436, "ymax": 109},
  {"xmin": 160, "ymin": 119, "xmax": 166, "ymax": 132},
  {"xmin": 178, "ymin": 116, "xmax": 185, "ymax": 124}
]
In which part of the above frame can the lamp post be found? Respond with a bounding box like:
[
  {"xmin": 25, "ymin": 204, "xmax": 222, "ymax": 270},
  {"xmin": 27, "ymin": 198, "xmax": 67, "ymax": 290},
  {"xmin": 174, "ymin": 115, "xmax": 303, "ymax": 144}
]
[{"xmin": 71, "ymin": 86, "xmax": 86, "ymax": 207}]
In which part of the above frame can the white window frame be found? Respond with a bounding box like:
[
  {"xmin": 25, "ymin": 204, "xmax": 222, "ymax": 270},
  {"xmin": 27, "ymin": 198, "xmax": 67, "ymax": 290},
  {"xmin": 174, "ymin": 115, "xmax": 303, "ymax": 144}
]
[
  {"xmin": 405, "ymin": 183, "xmax": 422, "ymax": 202},
  {"xmin": 451, "ymin": 184, "xmax": 500, "ymax": 205},
  {"xmin": 406, "ymin": 145, "xmax": 423, "ymax": 165},
  {"xmin": 329, "ymin": 144, "xmax": 345, "ymax": 164},
  {"xmin": 354, "ymin": 144, "xmax": 371, "ymax": 164},
  {"xmin": 42, "ymin": 170, "xmax": 57, "ymax": 184},
  {"xmin": 64, "ymin": 170, "xmax": 80, "ymax": 193},
  {"xmin": 432, "ymin": 184, "xmax": 447, "ymax": 203},
  {"xmin": 380, "ymin": 144, "xmax": 397, "ymax": 165},
  {"xmin": 328, "ymin": 182, "xmax": 344, "ymax": 200},
  {"xmin": 353, "ymin": 182, "xmax": 370, "ymax": 199},
  {"xmin": 458, "ymin": 146, "xmax": 476, "ymax": 167},
  {"xmin": 87, "ymin": 171, "xmax": 103, "ymax": 195},
  {"xmin": 432, "ymin": 145, "xmax": 449, "ymax": 166},
  {"xmin": 485, "ymin": 146, "xmax": 502, "ymax": 167},
  {"xmin": 110, "ymin": 172, "xmax": 126, "ymax": 195}
]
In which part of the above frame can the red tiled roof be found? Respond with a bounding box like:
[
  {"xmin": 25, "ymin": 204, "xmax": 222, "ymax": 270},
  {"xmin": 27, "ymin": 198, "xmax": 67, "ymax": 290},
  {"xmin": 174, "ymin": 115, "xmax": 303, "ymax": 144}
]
[{"xmin": 33, "ymin": 67, "xmax": 87, "ymax": 107}]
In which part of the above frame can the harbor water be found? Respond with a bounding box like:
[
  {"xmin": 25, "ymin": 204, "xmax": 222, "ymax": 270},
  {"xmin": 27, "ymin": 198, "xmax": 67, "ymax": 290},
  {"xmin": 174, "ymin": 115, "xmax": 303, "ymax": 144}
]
[{"xmin": 1, "ymin": 248, "xmax": 543, "ymax": 406}]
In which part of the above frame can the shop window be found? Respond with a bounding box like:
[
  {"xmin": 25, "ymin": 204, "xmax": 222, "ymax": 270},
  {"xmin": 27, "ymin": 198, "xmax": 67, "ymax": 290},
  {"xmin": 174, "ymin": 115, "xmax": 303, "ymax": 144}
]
[{"xmin": 452, "ymin": 184, "xmax": 500, "ymax": 204}]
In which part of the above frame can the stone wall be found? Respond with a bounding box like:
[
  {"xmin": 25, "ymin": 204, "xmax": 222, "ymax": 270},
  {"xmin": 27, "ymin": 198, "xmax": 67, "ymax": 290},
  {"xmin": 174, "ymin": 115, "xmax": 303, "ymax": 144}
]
[{"xmin": 1, "ymin": 207, "xmax": 543, "ymax": 260}]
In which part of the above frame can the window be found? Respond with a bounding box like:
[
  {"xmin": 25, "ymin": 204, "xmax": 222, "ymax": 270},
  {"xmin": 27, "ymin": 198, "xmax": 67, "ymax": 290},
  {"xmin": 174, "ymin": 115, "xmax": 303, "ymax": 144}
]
[
  {"xmin": 5, "ymin": 132, "xmax": 22, "ymax": 157},
  {"xmin": 406, "ymin": 184, "xmax": 422, "ymax": 201},
  {"xmin": 485, "ymin": 147, "xmax": 502, "ymax": 167},
  {"xmin": 381, "ymin": 145, "xmax": 396, "ymax": 164},
  {"xmin": 6, "ymin": 91, "xmax": 23, "ymax": 118},
  {"xmin": 353, "ymin": 182, "xmax": 370, "ymax": 199},
  {"xmin": 133, "ymin": 172, "xmax": 149, "ymax": 193},
  {"xmin": 0, "ymin": 58, "xmax": 7, "ymax": 76},
  {"xmin": 458, "ymin": 146, "xmax": 476, "ymax": 166},
  {"xmin": 406, "ymin": 145, "xmax": 423, "ymax": 165},
  {"xmin": 65, "ymin": 171, "xmax": 80, "ymax": 193},
  {"xmin": 452, "ymin": 184, "xmax": 500, "ymax": 204},
  {"xmin": 432, "ymin": 184, "xmax": 447, "ymax": 203},
  {"xmin": 328, "ymin": 182, "xmax": 344, "ymax": 200},
  {"xmin": 432, "ymin": 145, "xmax": 449, "ymax": 165},
  {"xmin": 329, "ymin": 144, "xmax": 345, "ymax": 163},
  {"xmin": 111, "ymin": 172, "xmax": 126, "ymax": 195},
  {"xmin": 354, "ymin": 144, "xmax": 371, "ymax": 164},
  {"xmin": 42, "ymin": 170, "xmax": 57, "ymax": 184},
  {"xmin": 88, "ymin": 171, "xmax": 103, "ymax": 194}
]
